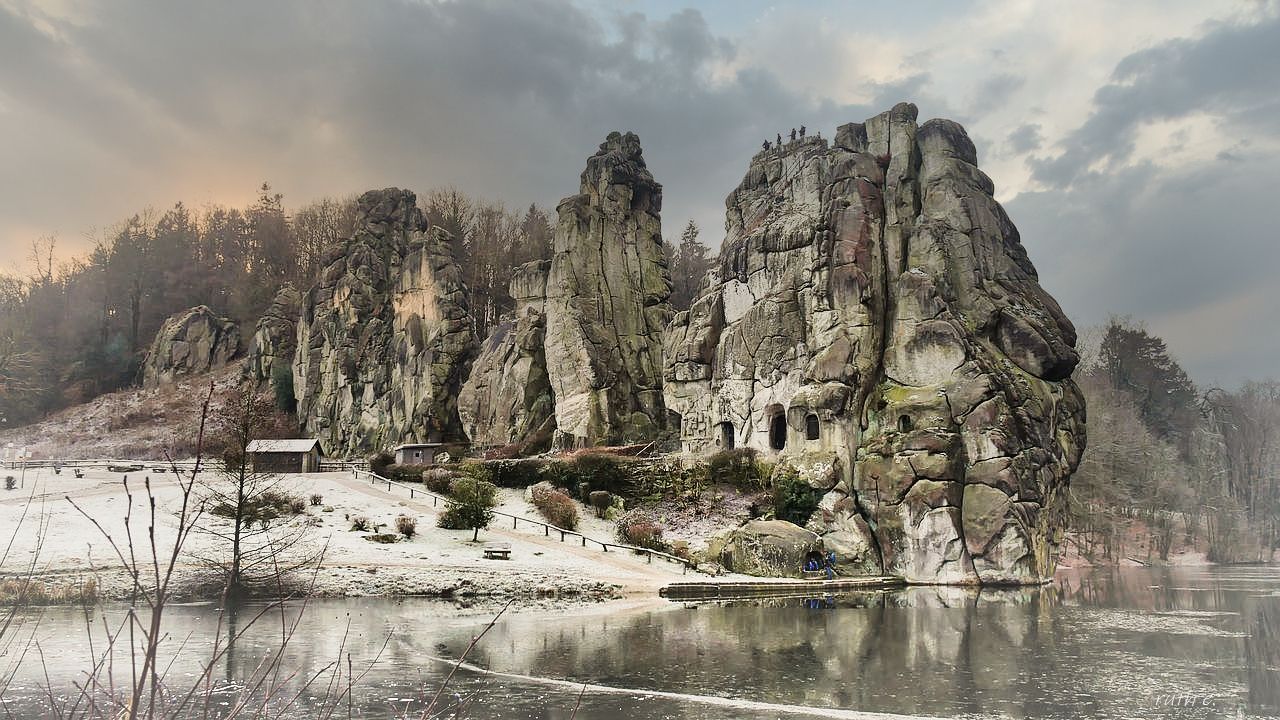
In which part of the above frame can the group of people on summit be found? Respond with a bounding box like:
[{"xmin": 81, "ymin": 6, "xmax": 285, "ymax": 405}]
[{"xmin": 762, "ymin": 125, "xmax": 812, "ymax": 151}]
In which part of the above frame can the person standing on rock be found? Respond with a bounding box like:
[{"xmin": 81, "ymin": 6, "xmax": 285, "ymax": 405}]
[
  {"xmin": 790, "ymin": 128, "xmax": 797, "ymax": 142},
  {"xmin": 800, "ymin": 125, "xmax": 806, "ymax": 138},
  {"xmin": 776, "ymin": 132, "xmax": 782, "ymax": 147},
  {"xmin": 763, "ymin": 140, "xmax": 771, "ymax": 151}
]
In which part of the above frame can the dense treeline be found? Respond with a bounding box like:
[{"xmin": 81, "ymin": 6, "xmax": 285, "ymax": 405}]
[
  {"xmin": 0, "ymin": 184, "xmax": 354, "ymax": 426},
  {"xmin": 1070, "ymin": 318, "xmax": 1279, "ymax": 563},
  {"xmin": 0, "ymin": 185, "xmax": 713, "ymax": 427}
]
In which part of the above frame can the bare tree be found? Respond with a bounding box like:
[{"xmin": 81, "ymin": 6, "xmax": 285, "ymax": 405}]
[{"xmin": 192, "ymin": 382, "xmax": 316, "ymax": 597}]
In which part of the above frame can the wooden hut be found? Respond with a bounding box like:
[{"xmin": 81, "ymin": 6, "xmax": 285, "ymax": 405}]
[
  {"xmin": 394, "ymin": 443, "xmax": 445, "ymax": 465},
  {"xmin": 246, "ymin": 439, "xmax": 322, "ymax": 473}
]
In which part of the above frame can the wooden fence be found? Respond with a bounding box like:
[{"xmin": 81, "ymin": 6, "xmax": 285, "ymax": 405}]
[{"xmin": 351, "ymin": 469, "xmax": 692, "ymax": 573}]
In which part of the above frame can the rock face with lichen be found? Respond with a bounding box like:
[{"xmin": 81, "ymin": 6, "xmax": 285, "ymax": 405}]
[
  {"xmin": 457, "ymin": 261, "xmax": 555, "ymax": 449},
  {"xmin": 293, "ymin": 188, "xmax": 475, "ymax": 456},
  {"xmin": 543, "ymin": 131, "xmax": 674, "ymax": 446},
  {"xmin": 245, "ymin": 283, "xmax": 302, "ymax": 386},
  {"xmin": 143, "ymin": 305, "xmax": 241, "ymax": 388},
  {"xmin": 664, "ymin": 104, "xmax": 1085, "ymax": 585},
  {"xmin": 461, "ymin": 132, "xmax": 673, "ymax": 449}
]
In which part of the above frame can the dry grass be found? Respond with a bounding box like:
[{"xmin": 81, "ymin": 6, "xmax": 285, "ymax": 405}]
[{"xmin": 0, "ymin": 576, "xmax": 98, "ymax": 605}]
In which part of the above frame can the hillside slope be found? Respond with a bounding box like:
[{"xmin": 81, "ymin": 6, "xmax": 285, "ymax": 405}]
[{"xmin": 0, "ymin": 366, "xmax": 243, "ymax": 461}]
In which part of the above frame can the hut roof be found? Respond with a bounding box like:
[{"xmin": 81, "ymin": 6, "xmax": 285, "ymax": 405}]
[{"xmin": 246, "ymin": 439, "xmax": 321, "ymax": 454}]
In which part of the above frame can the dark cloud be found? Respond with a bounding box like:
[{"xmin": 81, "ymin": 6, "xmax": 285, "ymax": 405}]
[
  {"xmin": 0, "ymin": 0, "xmax": 886, "ymax": 265},
  {"xmin": 1011, "ymin": 145, "xmax": 1280, "ymax": 386},
  {"xmin": 1006, "ymin": 123, "xmax": 1043, "ymax": 154},
  {"xmin": 1030, "ymin": 8, "xmax": 1280, "ymax": 188},
  {"xmin": 1005, "ymin": 5, "xmax": 1280, "ymax": 384}
]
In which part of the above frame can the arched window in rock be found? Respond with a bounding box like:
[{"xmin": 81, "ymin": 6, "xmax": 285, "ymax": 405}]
[{"xmin": 805, "ymin": 414, "xmax": 820, "ymax": 441}]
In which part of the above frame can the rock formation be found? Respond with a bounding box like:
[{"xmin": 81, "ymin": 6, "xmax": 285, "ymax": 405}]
[
  {"xmin": 142, "ymin": 305, "xmax": 241, "ymax": 388},
  {"xmin": 460, "ymin": 132, "xmax": 673, "ymax": 448},
  {"xmin": 665, "ymin": 104, "xmax": 1085, "ymax": 584},
  {"xmin": 293, "ymin": 189, "xmax": 475, "ymax": 456},
  {"xmin": 245, "ymin": 283, "xmax": 302, "ymax": 385},
  {"xmin": 720, "ymin": 520, "xmax": 823, "ymax": 578},
  {"xmin": 543, "ymin": 131, "xmax": 674, "ymax": 446},
  {"xmin": 457, "ymin": 261, "xmax": 554, "ymax": 448}
]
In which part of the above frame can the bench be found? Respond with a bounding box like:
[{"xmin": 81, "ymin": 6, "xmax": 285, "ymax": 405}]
[{"xmin": 482, "ymin": 542, "xmax": 511, "ymax": 560}]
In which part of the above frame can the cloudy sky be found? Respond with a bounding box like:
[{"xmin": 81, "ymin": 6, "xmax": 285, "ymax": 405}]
[{"xmin": 1, "ymin": 0, "xmax": 1277, "ymax": 385}]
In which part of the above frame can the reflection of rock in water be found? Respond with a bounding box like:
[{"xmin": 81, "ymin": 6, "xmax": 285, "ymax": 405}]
[
  {"xmin": 461, "ymin": 585, "xmax": 1061, "ymax": 716},
  {"xmin": 1246, "ymin": 596, "xmax": 1280, "ymax": 713}
]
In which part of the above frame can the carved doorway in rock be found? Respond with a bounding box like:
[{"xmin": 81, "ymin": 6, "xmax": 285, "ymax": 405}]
[
  {"xmin": 717, "ymin": 421, "xmax": 735, "ymax": 449},
  {"xmin": 767, "ymin": 405, "xmax": 787, "ymax": 451}
]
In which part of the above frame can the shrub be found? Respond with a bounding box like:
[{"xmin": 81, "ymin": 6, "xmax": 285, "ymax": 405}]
[
  {"xmin": 772, "ymin": 466, "xmax": 821, "ymax": 525},
  {"xmin": 530, "ymin": 481, "xmax": 579, "ymax": 530},
  {"xmin": 571, "ymin": 452, "xmax": 627, "ymax": 494},
  {"xmin": 310, "ymin": 493, "xmax": 323, "ymax": 507},
  {"xmin": 395, "ymin": 514, "xmax": 417, "ymax": 538},
  {"xmin": 423, "ymin": 467, "xmax": 455, "ymax": 494},
  {"xmin": 707, "ymin": 448, "xmax": 766, "ymax": 488},
  {"xmin": 437, "ymin": 477, "xmax": 498, "ymax": 541},
  {"xmin": 456, "ymin": 462, "xmax": 496, "ymax": 485},
  {"xmin": 211, "ymin": 490, "xmax": 305, "ymax": 525},
  {"xmin": 382, "ymin": 464, "xmax": 429, "ymax": 484},
  {"xmin": 588, "ymin": 490, "xmax": 613, "ymax": 519},
  {"xmin": 490, "ymin": 459, "xmax": 547, "ymax": 488},
  {"xmin": 350, "ymin": 515, "xmax": 371, "ymax": 532},
  {"xmin": 542, "ymin": 460, "xmax": 573, "ymax": 489},
  {"xmin": 369, "ymin": 451, "xmax": 394, "ymax": 476},
  {"xmin": 616, "ymin": 509, "xmax": 667, "ymax": 551}
]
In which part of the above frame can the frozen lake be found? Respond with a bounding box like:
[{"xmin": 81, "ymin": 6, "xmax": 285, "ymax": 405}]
[{"xmin": 4, "ymin": 565, "xmax": 1278, "ymax": 718}]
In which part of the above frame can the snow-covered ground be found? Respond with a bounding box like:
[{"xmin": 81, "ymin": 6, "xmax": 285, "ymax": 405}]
[{"xmin": 0, "ymin": 468, "xmax": 706, "ymax": 604}]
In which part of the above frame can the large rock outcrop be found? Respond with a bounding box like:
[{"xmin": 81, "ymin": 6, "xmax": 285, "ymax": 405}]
[
  {"xmin": 664, "ymin": 104, "xmax": 1085, "ymax": 585},
  {"xmin": 460, "ymin": 132, "xmax": 673, "ymax": 449},
  {"xmin": 543, "ymin": 131, "xmax": 674, "ymax": 446},
  {"xmin": 720, "ymin": 520, "xmax": 823, "ymax": 578},
  {"xmin": 457, "ymin": 261, "xmax": 555, "ymax": 448},
  {"xmin": 245, "ymin": 283, "xmax": 302, "ymax": 385},
  {"xmin": 142, "ymin": 306, "xmax": 241, "ymax": 388},
  {"xmin": 293, "ymin": 189, "xmax": 475, "ymax": 455}
]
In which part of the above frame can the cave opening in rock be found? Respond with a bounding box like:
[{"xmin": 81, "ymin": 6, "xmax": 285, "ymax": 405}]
[
  {"xmin": 805, "ymin": 414, "xmax": 820, "ymax": 440},
  {"xmin": 898, "ymin": 415, "xmax": 913, "ymax": 433},
  {"xmin": 717, "ymin": 421, "xmax": 735, "ymax": 449},
  {"xmin": 803, "ymin": 550, "xmax": 824, "ymax": 574},
  {"xmin": 768, "ymin": 408, "xmax": 787, "ymax": 451}
]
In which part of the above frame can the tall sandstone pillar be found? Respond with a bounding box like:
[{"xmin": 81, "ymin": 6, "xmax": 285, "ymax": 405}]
[{"xmin": 543, "ymin": 131, "xmax": 674, "ymax": 446}]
